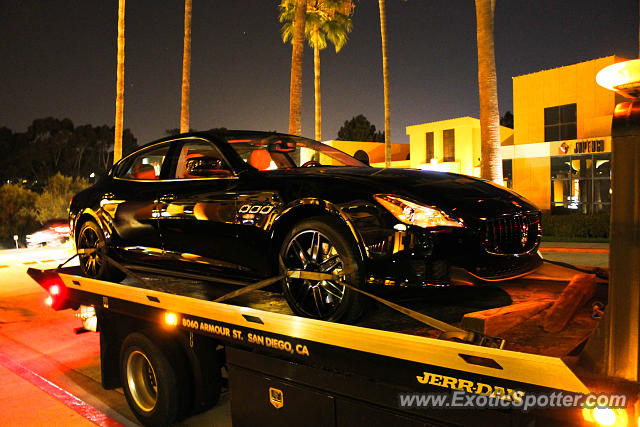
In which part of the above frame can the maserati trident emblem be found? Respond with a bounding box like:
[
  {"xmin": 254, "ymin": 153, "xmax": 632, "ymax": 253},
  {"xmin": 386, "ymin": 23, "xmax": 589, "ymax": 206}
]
[{"xmin": 520, "ymin": 221, "xmax": 529, "ymax": 247}]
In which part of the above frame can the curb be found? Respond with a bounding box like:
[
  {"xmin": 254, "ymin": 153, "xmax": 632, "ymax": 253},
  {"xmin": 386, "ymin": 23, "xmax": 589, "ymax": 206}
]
[{"xmin": 539, "ymin": 247, "xmax": 609, "ymax": 254}]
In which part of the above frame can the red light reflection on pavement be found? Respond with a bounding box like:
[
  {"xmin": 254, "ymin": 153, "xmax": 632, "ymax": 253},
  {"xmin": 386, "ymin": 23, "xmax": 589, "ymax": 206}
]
[{"xmin": 0, "ymin": 350, "xmax": 123, "ymax": 427}]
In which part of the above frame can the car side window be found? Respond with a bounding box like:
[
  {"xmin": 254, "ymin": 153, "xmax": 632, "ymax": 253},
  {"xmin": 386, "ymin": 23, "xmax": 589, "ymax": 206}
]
[
  {"xmin": 116, "ymin": 145, "xmax": 170, "ymax": 180},
  {"xmin": 174, "ymin": 140, "xmax": 233, "ymax": 179}
]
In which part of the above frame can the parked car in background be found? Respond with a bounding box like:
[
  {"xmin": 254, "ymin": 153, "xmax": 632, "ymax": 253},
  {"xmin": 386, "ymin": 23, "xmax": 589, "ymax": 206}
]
[
  {"xmin": 69, "ymin": 130, "xmax": 542, "ymax": 321},
  {"xmin": 26, "ymin": 218, "xmax": 71, "ymax": 248}
]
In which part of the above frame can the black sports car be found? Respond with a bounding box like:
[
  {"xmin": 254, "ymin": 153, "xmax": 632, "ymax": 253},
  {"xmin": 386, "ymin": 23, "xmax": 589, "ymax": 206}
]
[{"xmin": 70, "ymin": 130, "xmax": 542, "ymax": 321}]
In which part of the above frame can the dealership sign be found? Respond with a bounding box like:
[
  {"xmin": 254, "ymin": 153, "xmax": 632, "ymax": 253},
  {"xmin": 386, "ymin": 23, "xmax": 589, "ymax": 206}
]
[{"xmin": 557, "ymin": 139, "xmax": 608, "ymax": 155}]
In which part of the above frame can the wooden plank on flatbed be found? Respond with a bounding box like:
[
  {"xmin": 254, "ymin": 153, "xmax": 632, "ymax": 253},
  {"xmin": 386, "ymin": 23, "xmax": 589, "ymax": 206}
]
[{"xmin": 461, "ymin": 301, "xmax": 553, "ymax": 336}]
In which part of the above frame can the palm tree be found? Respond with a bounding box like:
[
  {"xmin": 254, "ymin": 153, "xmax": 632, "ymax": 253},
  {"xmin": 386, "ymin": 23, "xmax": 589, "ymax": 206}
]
[
  {"xmin": 180, "ymin": 0, "xmax": 192, "ymax": 133},
  {"xmin": 113, "ymin": 0, "xmax": 125, "ymax": 164},
  {"xmin": 378, "ymin": 0, "xmax": 391, "ymax": 167},
  {"xmin": 280, "ymin": 0, "xmax": 353, "ymax": 141},
  {"xmin": 287, "ymin": 0, "xmax": 308, "ymax": 136},
  {"xmin": 475, "ymin": 0, "xmax": 502, "ymax": 184}
]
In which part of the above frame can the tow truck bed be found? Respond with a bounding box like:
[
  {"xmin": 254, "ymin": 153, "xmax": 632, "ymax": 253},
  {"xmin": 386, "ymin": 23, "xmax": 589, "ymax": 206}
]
[
  {"xmin": 28, "ymin": 265, "xmax": 602, "ymax": 426},
  {"xmin": 70, "ymin": 266, "xmax": 604, "ymax": 358}
]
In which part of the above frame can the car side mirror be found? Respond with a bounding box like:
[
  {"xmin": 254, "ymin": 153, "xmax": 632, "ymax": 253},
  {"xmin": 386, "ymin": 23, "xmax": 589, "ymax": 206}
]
[{"xmin": 185, "ymin": 156, "xmax": 232, "ymax": 177}]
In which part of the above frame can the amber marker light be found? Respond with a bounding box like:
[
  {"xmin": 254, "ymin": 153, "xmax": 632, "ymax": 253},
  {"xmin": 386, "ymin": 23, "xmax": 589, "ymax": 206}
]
[
  {"xmin": 596, "ymin": 59, "xmax": 640, "ymax": 99},
  {"xmin": 164, "ymin": 312, "xmax": 179, "ymax": 327},
  {"xmin": 582, "ymin": 406, "xmax": 628, "ymax": 426}
]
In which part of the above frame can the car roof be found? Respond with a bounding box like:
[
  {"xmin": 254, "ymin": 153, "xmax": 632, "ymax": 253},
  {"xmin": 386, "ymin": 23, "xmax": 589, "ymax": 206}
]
[{"xmin": 135, "ymin": 130, "xmax": 298, "ymax": 151}]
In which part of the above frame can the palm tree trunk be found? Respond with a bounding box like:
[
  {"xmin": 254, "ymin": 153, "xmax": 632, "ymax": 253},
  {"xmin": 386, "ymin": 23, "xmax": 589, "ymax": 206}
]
[
  {"xmin": 113, "ymin": 0, "xmax": 125, "ymax": 165},
  {"xmin": 314, "ymin": 26, "xmax": 321, "ymax": 141},
  {"xmin": 180, "ymin": 0, "xmax": 192, "ymax": 133},
  {"xmin": 288, "ymin": 0, "xmax": 307, "ymax": 136},
  {"xmin": 476, "ymin": 0, "xmax": 502, "ymax": 184},
  {"xmin": 378, "ymin": 0, "xmax": 391, "ymax": 168}
]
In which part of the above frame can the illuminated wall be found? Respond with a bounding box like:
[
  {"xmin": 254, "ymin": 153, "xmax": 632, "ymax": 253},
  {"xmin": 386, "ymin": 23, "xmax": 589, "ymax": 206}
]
[
  {"xmin": 323, "ymin": 140, "xmax": 410, "ymax": 165},
  {"xmin": 406, "ymin": 117, "xmax": 513, "ymax": 176},
  {"xmin": 513, "ymin": 56, "xmax": 623, "ymax": 146},
  {"xmin": 509, "ymin": 55, "xmax": 626, "ymax": 211}
]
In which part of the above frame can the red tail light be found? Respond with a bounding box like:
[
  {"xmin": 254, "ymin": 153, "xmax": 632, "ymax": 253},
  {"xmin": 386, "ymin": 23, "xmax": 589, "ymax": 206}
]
[{"xmin": 42, "ymin": 277, "xmax": 69, "ymax": 310}]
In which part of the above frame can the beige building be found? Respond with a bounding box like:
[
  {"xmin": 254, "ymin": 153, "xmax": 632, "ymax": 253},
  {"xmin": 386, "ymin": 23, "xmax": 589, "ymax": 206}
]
[
  {"xmin": 324, "ymin": 140, "xmax": 410, "ymax": 168},
  {"xmin": 406, "ymin": 117, "xmax": 513, "ymax": 177},
  {"xmin": 505, "ymin": 55, "xmax": 625, "ymax": 212},
  {"xmin": 404, "ymin": 55, "xmax": 626, "ymax": 213}
]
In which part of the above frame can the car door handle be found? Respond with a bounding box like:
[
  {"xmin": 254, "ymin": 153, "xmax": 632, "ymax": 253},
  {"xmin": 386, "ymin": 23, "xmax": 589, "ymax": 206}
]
[{"xmin": 159, "ymin": 194, "xmax": 176, "ymax": 203}]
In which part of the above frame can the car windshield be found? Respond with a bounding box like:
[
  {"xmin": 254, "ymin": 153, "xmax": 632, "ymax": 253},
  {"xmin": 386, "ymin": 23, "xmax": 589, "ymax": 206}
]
[{"xmin": 227, "ymin": 135, "xmax": 368, "ymax": 170}]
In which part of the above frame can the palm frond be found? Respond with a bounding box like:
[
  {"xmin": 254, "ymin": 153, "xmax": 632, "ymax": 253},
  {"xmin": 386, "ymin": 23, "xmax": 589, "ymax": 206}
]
[{"xmin": 278, "ymin": 0, "xmax": 353, "ymax": 51}]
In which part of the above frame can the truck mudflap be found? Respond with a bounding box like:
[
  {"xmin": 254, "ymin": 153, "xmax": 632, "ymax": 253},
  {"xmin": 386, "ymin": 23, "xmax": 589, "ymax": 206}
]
[{"xmin": 42, "ymin": 269, "xmax": 589, "ymax": 399}]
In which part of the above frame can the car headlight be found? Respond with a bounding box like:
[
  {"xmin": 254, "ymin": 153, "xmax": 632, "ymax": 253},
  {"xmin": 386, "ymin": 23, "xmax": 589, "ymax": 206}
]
[{"xmin": 374, "ymin": 194, "xmax": 463, "ymax": 228}]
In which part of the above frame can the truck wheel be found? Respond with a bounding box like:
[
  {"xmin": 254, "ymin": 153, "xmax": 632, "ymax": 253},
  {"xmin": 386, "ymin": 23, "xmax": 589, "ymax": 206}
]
[
  {"xmin": 77, "ymin": 220, "xmax": 125, "ymax": 282},
  {"xmin": 120, "ymin": 333, "xmax": 185, "ymax": 426},
  {"xmin": 178, "ymin": 335, "xmax": 222, "ymax": 416},
  {"xmin": 279, "ymin": 216, "xmax": 365, "ymax": 322}
]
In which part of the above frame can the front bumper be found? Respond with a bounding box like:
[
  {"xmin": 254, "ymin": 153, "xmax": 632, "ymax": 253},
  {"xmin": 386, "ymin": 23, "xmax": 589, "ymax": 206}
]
[{"xmin": 362, "ymin": 225, "xmax": 542, "ymax": 287}]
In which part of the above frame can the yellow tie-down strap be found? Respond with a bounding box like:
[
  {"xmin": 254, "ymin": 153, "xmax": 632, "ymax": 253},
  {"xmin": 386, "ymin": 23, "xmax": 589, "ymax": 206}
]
[{"xmin": 59, "ymin": 272, "xmax": 589, "ymax": 394}]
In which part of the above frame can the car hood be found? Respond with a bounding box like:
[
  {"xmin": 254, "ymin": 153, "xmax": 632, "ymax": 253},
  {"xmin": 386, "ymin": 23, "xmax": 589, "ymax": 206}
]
[{"xmin": 271, "ymin": 167, "xmax": 539, "ymax": 219}]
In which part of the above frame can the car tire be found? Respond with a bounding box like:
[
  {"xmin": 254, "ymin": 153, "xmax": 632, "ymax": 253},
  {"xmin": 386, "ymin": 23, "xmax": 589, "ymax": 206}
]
[
  {"xmin": 120, "ymin": 332, "xmax": 190, "ymax": 426},
  {"xmin": 279, "ymin": 216, "xmax": 365, "ymax": 323},
  {"xmin": 77, "ymin": 220, "xmax": 126, "ymax": 282}
]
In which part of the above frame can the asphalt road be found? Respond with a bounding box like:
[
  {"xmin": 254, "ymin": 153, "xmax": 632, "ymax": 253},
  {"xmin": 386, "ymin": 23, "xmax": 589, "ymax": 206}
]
[{"xmin": 0, "ymin": 246, "xmax": 231, "ymax": 426}]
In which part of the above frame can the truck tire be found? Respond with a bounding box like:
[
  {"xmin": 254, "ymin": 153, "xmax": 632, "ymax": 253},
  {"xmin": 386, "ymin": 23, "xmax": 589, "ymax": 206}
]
[
  {"xmin": 179, "ymin": 335, "xmax": 222, "ymax": 416},
  {"xmin": 77, "ymin": 220, "xmax": 126, "ymax": 283},
  {"xmin": 279, "ymin": 216, "xmax": 365, "ymax": 323},
  {"xmin": 120, "ymin": 332, "xmax": 187, "ymax": 426}
]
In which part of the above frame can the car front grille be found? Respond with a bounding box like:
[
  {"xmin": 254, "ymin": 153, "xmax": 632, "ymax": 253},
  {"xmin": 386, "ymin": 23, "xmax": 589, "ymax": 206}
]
[{"xmin": 481, "ymin": 212, "xmax": 541, "ymax": 255}]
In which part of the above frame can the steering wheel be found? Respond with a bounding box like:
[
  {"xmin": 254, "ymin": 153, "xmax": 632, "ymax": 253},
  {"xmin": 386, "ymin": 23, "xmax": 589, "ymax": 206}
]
[{"xmin": 301, "ymin": 160, "xmax": 321, "ymax": 168}]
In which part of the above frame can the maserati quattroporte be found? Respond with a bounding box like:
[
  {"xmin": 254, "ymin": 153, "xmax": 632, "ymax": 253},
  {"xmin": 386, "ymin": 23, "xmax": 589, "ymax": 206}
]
[{"xmin": 69, "ymin": 131, "xmax": 542, "ymax": 321}]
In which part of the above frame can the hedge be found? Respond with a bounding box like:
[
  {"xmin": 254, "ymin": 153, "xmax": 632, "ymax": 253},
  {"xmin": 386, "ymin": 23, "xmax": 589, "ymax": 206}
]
[{"xmin": 541, "ymin": 213, "xmax": 610, "ymax": 241}]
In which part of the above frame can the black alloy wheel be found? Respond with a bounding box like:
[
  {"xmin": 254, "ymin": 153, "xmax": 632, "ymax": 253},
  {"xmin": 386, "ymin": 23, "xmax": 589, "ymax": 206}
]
[
  {"xmin": 77, "ymin": 220, "xmax": 125, "ymax": 282},
  {"xmin": 280, "ymin": 217, "xmax": 364, "ymax": 322}
]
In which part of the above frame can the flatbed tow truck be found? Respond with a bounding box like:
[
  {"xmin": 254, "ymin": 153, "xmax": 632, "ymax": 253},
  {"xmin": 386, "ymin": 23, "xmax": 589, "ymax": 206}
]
[{"xmin": 26, "ymin": 61, "xmax": 640, "ymax": 426}]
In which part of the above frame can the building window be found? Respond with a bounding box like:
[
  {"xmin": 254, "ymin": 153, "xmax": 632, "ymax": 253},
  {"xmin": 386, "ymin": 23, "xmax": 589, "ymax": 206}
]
[
  {"xmin": 443, "ymin": 129, "xmax": 455, "ymax": 162},
  {"xmin": 550, "ymin": 153, "xmax": 611, "ymax": 214},
  {"xmin": 425, "ymin": 132, "xmax": 434, "ymax": 161},
  {"xmin": 544, "ymin": 103, "xmax": 577, "ymax": 142},
  {"xmin": 502, "ymin": 159, "xmax": 513, "ymax": 189},
  {"xmin": 353, "ymin": 149, "xmax": 369, "ymax": 165}
]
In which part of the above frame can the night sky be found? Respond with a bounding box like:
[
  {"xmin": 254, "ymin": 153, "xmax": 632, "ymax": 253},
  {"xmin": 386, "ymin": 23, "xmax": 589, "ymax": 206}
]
[{"xmin": 0, "ymin": 0, "xmax": 636, "ymax": 145}]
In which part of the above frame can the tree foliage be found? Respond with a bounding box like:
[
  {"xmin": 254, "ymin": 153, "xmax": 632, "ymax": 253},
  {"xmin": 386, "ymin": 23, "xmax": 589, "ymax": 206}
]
[
  {"xmin": 500, "ymin": 111, "xmax": 513, "ymax": 129},
  {"xmin": 0, "ymin": 118, "xmax": 137, "ymax": 187},
  {"xmin": 337, "ymin": 114, "xmax": 385, "ymax": 142},
  {"xmin": 34, "ymin": 173, "xmax": 89, "ymax": 224},
  {"xmin": 0, "ymin": 183, "xmax": 38, "ymax": 239},
  {"xmin": 280, "ymin": 0, "xmax": 353, "ymax": 53}
]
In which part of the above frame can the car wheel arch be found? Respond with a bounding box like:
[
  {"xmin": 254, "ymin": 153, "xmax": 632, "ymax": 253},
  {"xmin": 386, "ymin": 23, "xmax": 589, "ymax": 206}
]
[
  {"xmin": 268, "ymin": 200, "xmax": 368, "ymax": 272},
  {"xmin": 74, "ymin": 211, "xmax": 109, "ymax": 245}
]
